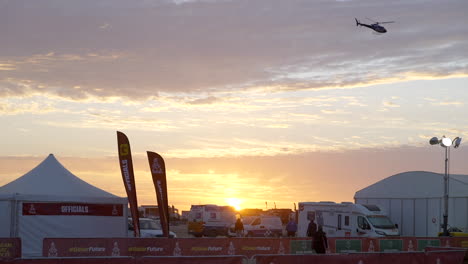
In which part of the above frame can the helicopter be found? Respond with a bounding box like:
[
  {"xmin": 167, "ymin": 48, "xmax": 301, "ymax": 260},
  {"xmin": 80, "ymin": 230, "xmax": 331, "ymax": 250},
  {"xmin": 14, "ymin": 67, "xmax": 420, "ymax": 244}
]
[{"xmin": 355, "ymin": 18, "xmax": 394, "ymax": 33}]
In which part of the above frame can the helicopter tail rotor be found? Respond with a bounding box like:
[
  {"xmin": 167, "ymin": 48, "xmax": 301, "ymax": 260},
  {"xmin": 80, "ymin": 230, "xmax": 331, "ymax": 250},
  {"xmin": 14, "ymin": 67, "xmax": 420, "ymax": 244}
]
[{"xmin": 355, "ymin": 18, "xmax": 360, "ymax": 26}]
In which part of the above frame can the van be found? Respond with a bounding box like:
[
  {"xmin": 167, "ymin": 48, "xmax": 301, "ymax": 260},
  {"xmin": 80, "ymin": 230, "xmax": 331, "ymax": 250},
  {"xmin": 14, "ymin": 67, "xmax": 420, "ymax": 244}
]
[
  {"xmin": 187, "ymin": 204, "xmax": 236, "ymax": 237},
  {"xmin": 242, "ymin": 215, "xmax": 283, "ymax": 237},
  {"xmin": 298, "ymin": 202, "xmax": 399, "ymax": 237},
  {"xmin": 128, "ymin": 218, "xmax": 177, "ymax": 238}
]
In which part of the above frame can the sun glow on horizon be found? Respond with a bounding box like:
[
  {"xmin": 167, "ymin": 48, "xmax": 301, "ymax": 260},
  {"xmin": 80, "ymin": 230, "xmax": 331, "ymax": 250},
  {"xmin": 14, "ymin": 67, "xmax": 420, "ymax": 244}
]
[{"xmin": 226, "ymin": 198, "xmax": 242, "ymax": 211}]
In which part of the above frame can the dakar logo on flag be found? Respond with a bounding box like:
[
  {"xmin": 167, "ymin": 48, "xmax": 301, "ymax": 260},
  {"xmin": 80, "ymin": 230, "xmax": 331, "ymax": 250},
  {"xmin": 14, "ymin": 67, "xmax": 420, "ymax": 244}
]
[
  {"xmin": 119, "ymin": 143, "xmax": 130, "ymax": 156},
  {"xmin": 151, "ymin": 158, "xmax": 163, "ymax": 174}
]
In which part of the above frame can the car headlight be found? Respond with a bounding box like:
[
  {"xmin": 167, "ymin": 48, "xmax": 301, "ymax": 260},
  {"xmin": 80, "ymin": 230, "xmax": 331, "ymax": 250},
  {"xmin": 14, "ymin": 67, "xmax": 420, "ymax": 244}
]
[{"xmin": 375, "ymin": 230, "xmax": 386, "ymax": 236}]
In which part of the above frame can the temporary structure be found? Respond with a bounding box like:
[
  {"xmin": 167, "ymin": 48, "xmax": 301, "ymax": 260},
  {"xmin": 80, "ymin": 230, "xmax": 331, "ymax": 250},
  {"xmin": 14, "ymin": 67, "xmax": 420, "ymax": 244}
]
[
  {"xmin": 354, "ymin": 171, "xmax": 468, "ymax": 237},
  {"xmin": 0, "ymin": 154, "xmax": 128, "ymax": 257}
]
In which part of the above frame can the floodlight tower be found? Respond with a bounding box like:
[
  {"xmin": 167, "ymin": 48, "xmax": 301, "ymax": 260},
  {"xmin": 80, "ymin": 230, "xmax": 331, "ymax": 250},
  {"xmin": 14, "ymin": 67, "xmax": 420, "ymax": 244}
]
[{"xmin": 429, "ymin": 136, "xmax": 462, "ymax": 236}]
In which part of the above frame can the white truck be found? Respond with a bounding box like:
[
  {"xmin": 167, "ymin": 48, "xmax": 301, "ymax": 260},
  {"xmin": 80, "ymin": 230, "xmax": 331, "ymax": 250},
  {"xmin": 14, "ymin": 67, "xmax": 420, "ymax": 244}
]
[
  {"xmin": 298, "ymin": 202, "xmax": 399, "ymax": 237},
  {"xmin": 187, "ymin": 204, "xmax": 236, "ymax": 237}
]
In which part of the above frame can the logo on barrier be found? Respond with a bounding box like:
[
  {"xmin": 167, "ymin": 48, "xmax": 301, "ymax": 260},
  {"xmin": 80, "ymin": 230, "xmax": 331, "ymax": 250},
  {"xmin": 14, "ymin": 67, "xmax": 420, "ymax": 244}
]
[
  {"xmin": 173, "ymin": 242, "xmax": 182, "ymax": 256},
  {"xmin": 278, "ymin": 241, "xmax": 285, "ymax": 254},
  {"xmin": 112, "ymin": 242, "xmax": 120, "ymax": 256},
  {"xmin": 48, "ymin": 242, "xmax": 58, "ymax": 257},
  {"xmin": 408, "ymin": 240, "xmax": 414, "ymax": 251},
  {"xmin": 368, "ymin": 240, "xmax": 375, "ymax": 252},
  {"xmin": 228, "ymin": 242, "xmax": 235, "ymax": 255}
]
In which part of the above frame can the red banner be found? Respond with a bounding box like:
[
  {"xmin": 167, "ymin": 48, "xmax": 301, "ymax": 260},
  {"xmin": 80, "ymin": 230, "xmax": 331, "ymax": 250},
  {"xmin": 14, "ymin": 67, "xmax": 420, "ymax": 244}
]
[
  {"xmin": 146, "ymin": 151, "xmax": 170, "ymax": 238},
  {"xmin": 22, "ymin": 203, "xmax": 123, "ymax": 216},
  {"xmin": 117, "ymin": 131, "xmax": 140, "ymax": 237},
  {"xmin": 0, "ymin": 238, "xmax": 21, "ymax": 260}
]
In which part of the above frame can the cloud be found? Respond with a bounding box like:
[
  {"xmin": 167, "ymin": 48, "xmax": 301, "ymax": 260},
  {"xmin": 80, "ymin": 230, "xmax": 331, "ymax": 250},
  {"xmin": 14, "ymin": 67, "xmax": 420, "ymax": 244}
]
[
  {"xmin": 186, "ymin": 96, "xmax": 221, "ymax": 105},
  {"xmin": 0, "ymin": 99, "xmax": 56, "ymax": 115},
  {"xmin": 0, "ymin": 0, "xmax": 467, "ymax": 100},
  {"xmin": 383, "ymin": 101, "xmax": 400, "ymax": 108}
]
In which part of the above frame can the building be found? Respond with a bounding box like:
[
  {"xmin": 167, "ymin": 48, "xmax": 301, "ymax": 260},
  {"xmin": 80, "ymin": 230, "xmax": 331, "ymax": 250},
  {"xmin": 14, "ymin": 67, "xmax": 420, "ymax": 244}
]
[{"xmin": 354, "ymin": 171, "xmax": 468, "ymax": 237}]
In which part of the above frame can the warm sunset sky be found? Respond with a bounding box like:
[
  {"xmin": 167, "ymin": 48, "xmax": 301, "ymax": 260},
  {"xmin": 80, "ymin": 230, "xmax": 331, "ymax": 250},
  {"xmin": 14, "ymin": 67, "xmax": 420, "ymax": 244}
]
[{"xmin": 1, "ymin": 0, "xmax": 468, "ymax": 212}]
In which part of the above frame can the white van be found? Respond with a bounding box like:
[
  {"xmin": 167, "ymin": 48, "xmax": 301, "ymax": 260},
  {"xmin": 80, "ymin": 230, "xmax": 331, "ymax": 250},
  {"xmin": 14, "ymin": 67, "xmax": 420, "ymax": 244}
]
[
  {"xmin": 243, "ymin": 216, "xmax": 283, "ymax": 237},
  {"xmin": 297, "ymin": 202, "xmax": 399, "ymax": 237},
  {"xmin": 228, "ymin": 215, "xmax": 283, "ymax": 237},
  {"xmin": 128, "ymin": 218, "xmax": 177, "ymax": 238},
  {"xmin": 187, "ymin": 204, "xmax": 236, "ymax": 237}
]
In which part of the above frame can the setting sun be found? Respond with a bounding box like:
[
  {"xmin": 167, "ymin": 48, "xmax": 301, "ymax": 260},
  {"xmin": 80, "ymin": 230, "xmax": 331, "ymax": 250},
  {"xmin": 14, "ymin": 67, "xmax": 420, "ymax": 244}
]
[{"xmin": 226, "ymin": 198, "xmax": 242, "ymax": 211}]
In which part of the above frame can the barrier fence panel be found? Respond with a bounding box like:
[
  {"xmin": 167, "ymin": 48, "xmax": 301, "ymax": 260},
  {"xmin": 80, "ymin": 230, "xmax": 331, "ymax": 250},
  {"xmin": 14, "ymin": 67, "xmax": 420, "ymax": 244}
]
[
  {"xmin": 138, "ymin": 255, "xmax": 246, "ymax": 264},
  {"xmin": 254, "ymin": 252, "xmax": 428, "ymax": 264},
  {"xmin": 231, "ymin": 238, "xmax": 287, "ymax": 258},
  {"xmin": 0, "ymin": 238, "xmax": 21, "ymax": 260},
  {"xmin": 42, "ymin": 237, "xmax": 468, "ymax": 258},
  {"xmin": 253, "ymin": 254, "xmax": 382, "ymax": 264},
  {"xmin": 12, "ymin": 256, "xmax": 135, "ymax": 264},
  {"xmin": 424, "ymin": 250, "xmax": 466, "ymax": 264}
]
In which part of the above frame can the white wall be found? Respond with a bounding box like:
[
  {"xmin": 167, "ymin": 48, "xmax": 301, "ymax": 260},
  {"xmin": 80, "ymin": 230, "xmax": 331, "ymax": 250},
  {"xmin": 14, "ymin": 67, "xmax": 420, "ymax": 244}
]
[
  {"xmin": 450, "ymin": 197, "xmax": 468, "ymax": 232},
  {"xmin": 18, "ymin": 201, "xmax": 128, "ymax": 257},
  {"xmin": 0, "ymin": 201, "xmax": 11, "ymax": 237},
  {"xmin": 414, "ymin": 199, "xmax": 427, "ymax": 236}
]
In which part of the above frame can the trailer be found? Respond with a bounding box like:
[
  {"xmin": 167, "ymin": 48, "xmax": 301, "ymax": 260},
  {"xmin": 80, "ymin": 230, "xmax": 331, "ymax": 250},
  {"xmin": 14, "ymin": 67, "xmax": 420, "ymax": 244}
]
[{"xmin": 297, "ymin": 201, "xmax": 399, "ymax": 237}]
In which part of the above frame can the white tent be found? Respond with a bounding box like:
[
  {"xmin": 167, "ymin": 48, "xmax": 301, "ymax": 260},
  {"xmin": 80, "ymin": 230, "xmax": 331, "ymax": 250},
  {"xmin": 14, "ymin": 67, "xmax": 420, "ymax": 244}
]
[
  {"xmin": 0, "ymin": 154, "xmax": 128, "ymax": 257},
  {"xmin": 354, "ymin": 171, "xmax": 468, "ymax": 237}
]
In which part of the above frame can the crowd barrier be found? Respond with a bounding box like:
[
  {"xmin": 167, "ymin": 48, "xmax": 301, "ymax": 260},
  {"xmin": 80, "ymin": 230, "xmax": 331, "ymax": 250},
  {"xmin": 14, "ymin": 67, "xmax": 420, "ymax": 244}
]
[
  {"xmin": 138, "ymin": 255, "xmax": 246, "ymax": 264},
  {"xmin": 42, "ymin": 237, "xmax": 287, "ymax": 258},
  {"xmin": 1, "ymin": 236, "xmax": 467, "ymax": 263},
  {"xmin": 0, "ymin": 256, "xmax": 246, "ymax": 264},
  {"xmin": 253, "ymin": 249, "xmax": 467, "ymax": 264},
  {"xmin": 42, "ymin": 236, "xmax": 468, "ymax": 257}
]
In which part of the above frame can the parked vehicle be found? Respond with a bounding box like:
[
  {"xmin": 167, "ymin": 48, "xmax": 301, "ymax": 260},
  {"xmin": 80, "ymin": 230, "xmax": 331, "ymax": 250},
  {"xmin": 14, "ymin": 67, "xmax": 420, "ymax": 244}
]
[
  {"xmin": 187, "ymin": 204, "xmax": 236, "ymax": 237},
  {"xmin": 128, "ymin": 218, "xmax": 177, "ymax": 238},
  {"xmin": 297, "ymin": 202, "xmax": 399, "ymax": 237},
  {"xmin": 438, "ymin": 226, "xmax": 468, "ymax": 237},
  {"xmin": 235, "ymin": 215, "xmax": 283, "ymax": 237}
]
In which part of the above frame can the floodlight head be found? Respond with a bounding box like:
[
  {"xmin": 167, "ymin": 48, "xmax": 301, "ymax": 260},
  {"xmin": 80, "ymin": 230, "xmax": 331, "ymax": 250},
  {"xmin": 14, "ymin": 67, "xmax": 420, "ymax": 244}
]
[
  {"xmin": 441, "ymin": 137, "xmax": 452, "ymax": 147},
  {"xmin": 429, "ymin": 137, "xmax": 440, "ymax": 145},
  {"xmin": 453, "ymin": 137, "xmax": 462, "ymax": 148}
]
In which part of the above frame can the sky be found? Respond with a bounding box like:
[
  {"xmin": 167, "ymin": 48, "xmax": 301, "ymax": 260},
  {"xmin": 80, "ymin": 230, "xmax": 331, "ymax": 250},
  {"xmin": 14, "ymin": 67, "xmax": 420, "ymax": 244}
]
[{"xmin": 1, "ymin": 0, "xmax": 468, "ymax": 212}]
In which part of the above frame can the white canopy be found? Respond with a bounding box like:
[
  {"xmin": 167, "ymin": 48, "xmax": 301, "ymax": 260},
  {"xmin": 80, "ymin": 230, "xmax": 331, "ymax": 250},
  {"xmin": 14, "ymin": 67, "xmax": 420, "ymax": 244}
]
[
  {"xmin": 354, "ymin": 171, "xmax": 468, "ymax": 199},
  {"xmin": 0, "ymin": 154, "xmax": 125, "ymax": 203},
  {"xmin": 0, "ymin": 154, "xmax": 128, "ymax": 257}
]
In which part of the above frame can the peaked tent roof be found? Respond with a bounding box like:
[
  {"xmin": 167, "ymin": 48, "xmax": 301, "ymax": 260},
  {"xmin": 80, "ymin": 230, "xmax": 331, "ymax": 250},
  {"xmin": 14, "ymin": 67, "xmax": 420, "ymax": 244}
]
[
  {"xmin": 0, "ymin": 154, "xmax": 126, "ymax": 203},
  {"xmin": 354, "ymin": 171, "xmax": 468, "ymax": 199}
]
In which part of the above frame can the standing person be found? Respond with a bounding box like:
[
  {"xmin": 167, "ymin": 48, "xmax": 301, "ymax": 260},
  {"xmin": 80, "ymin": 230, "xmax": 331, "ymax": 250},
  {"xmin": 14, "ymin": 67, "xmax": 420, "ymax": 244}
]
[
  {"xmin": 286, "ymin": 219, "xmax": 298, "ymax": 237},
  {"xmin": 312, "ymin": 225, "xmax": 328, "ymax": 254},
  {"xmin": 306, "ymin": 218, "xmax": 317, "ymax": 237},
  {"xmin": 234, "ymin": 218, "xmax": 244, "ymax": 237}
]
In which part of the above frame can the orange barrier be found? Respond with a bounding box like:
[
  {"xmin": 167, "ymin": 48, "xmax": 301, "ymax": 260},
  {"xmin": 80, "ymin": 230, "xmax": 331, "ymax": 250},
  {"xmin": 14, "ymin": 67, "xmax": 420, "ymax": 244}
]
[{"xmin": 0, "ymin": 238, "xmax": 21, "ymax": 260}]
